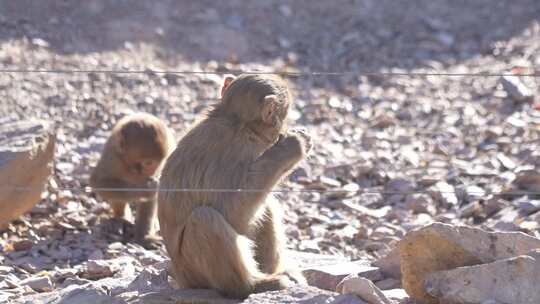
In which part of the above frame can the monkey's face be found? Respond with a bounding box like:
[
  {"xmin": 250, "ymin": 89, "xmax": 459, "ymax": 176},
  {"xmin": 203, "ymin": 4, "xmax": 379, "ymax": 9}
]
[
  {"xmin": 120, "ymin": 141, "xmax": 165, "ymax": 178},
  {"xmin": 243, "ymin": 93, "xmax": 291, "ymax": 149},
  {"xmin": 125, "ymin": 155, "xmax": 161, "ymax": 177},
  {"xmin": 136, "ymin": 159, "xmax": 160, "ymax": 176},
  {"xmin": 118, "ymin": 125, "xmax": 168, "ymax": 178}
]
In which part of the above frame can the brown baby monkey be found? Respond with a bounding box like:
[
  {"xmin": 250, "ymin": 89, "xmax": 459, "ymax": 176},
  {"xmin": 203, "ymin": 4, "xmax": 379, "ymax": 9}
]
[
  {"xmin": 158, "ymin": 74, "xmax": 312, "ymax": 298},
  {"xmin": 90, "ymin": 113, "xmax": 175, "ymax": 248}
]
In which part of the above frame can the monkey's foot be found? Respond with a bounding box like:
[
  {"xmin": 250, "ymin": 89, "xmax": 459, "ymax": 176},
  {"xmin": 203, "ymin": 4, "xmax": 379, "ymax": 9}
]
[
  {"xmin": 133, "ymin": 234, "xmax": 163, "ymax": 250},
  {"xmin": 253, "ymin": 274, "xmax": 296, "ymax": 294},
  {"xmin": 102, "ymin": 218, "xmax": 134, "ymax": 239},
  {"xmin": 281, "ymin": 269, "xmax": 308, "ymax": 286}
]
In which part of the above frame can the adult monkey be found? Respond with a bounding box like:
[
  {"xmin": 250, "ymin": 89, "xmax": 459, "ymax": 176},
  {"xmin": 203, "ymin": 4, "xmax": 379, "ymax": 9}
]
[{"xmin": 158, "ymin": 74, "xmax": 312, "ymax": 298}]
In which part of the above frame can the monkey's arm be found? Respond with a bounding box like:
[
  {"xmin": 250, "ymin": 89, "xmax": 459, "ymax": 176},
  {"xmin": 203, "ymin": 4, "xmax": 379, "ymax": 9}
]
[
  {"xmin": 244, "ymin": 132, "xmax": 309, "ymax": 201},
  {"xmin": 90, "ymin": 176, "xmax": 157, "ymax": 202}
]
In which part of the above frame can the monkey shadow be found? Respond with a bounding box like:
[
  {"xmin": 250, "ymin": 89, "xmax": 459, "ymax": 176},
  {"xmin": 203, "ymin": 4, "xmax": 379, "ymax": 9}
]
[
  {"xmin": 92, "ymin": 216, "xmax": 166, "ymax": 249},
  {"xmin": 0, "ymin": 0, "xmax": 538, "ymax": 73}
]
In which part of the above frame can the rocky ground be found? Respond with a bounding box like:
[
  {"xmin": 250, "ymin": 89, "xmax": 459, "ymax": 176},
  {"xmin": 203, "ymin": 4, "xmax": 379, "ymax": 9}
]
[{"xmin": 1, "ymin": 1, "xmax": 540, "ymax": 303}]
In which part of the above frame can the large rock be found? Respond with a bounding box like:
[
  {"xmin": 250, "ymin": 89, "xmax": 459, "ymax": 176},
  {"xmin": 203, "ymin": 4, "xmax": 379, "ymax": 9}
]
[
  {"xmin": 400, "ymin": 222, "xmax": 540, "ymax": 304},
  {"xmin": 0, "ymin": 119, "xmax": 55, "ymax": 228},
  {"xmin": 425, "ymin": 250, "xmax": 540, "ymax": 304}
]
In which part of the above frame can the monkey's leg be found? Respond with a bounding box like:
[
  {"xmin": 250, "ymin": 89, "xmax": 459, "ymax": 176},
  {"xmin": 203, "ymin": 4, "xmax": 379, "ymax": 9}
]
[
  {"xmin": 134, "ymin": 200, "xmax": 157, "ymax": 237},
  {"xmin": 103, "ymin": 201, "xmax": 135, "ymax": 240},
  {"xmin": 110, "ymin": 201, "xmax": 130, "ymax": 219},
  {"xmin": 180, "ymin": 206, "xmax": 292, "ymax": 299},
  {"xmin": 253, "ymin": 199, "xmax": 307, "ymax": 285},
  {"xmin": 253, "ymin": 198, "xmax": 285, "ymax": 274},
  {"xmin": 133, "ymin": 199, "xmax": 161, "ymax": 249}
]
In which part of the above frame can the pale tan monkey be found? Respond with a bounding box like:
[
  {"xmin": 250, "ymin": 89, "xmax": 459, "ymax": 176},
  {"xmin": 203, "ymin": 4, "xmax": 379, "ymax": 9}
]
[{"xmin": 158, "ymin": 74, "xmax": 312, "ymax": 298}]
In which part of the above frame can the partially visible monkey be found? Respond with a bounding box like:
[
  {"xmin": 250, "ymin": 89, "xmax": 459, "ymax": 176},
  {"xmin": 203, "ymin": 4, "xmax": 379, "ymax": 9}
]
[
  {"xmin": 158, "ymin": 74, "xmax": 312, "ymax": 298},
  {"xmin": 90, "ymin": 113, "xmax": 175, "ymax": 248}
]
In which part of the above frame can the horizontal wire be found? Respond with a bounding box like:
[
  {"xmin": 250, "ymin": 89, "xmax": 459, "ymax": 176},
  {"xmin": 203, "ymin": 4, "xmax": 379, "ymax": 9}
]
[
  {"xmin": 0, "ymin": 68, "xmax": 538, "ymax": 77},
  {"xmin": 1, "ymin": 69, "xmax": 537, "ymax": 196},
  {"xmin": 0, "ymin": 185, "xmax": 536, "ymax": 196}
]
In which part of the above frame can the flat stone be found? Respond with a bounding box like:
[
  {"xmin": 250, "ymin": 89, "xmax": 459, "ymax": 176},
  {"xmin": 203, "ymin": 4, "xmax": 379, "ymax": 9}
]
[
  {"xmin": 303, "ymin": 260, "xmax": 380, "ymax": 291},
  {"xmin": 81, "ymin": 260, "xmax": 118, "ymax": 280},
  {"xmin": 20, "ymin": 276, "xmax": 53, "ymax": 292},
  {"xmin": 20, "ymin": 283, "xmax": 124, "ymax": 304},
  {"xmin": 291, "ymin": 250, "xmax": 349, "ymax": 268},
  {"xmin": 132, "ymin": 286, "xmax": 365, "ymax": 304},
  {"xmin": 131, "ymin": 288, "xmax": 238, "ymax": 304},
  {"xmin": 246, "ymin": 286, "xmax": 366, "ymax": 304},
  {"xmin": 382, "ymin": 289, "xmax": 409, "ymax": 303}
]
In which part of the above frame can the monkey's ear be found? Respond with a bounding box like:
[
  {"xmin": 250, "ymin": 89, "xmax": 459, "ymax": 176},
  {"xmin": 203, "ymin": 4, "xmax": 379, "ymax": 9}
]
[
  {"xmin": 220, "ymin": 74, "xmax": 236, "ymax": 98},
  {"xmin": 261, "ymin": 95, "xmax": 279, "ymax": 125},
  {"xmin": 114, "ymin": 131, "xmax": 127, "ymax": 153}
]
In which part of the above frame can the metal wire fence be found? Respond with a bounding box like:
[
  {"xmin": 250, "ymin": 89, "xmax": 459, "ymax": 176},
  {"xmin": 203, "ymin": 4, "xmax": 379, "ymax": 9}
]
[{"xmin": 0, "ymin": 68, "xmax": 538, "ymax": 77}]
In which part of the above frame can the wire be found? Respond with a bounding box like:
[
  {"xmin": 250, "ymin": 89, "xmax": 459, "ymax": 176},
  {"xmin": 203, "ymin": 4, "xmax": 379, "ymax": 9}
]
[{"xmin": 0, "ymin": 68, "xmax": 538, "ymax": 77}]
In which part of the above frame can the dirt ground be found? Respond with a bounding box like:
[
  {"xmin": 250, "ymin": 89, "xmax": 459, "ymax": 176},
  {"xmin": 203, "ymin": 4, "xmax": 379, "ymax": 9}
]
[{"xmin": 0, "ymin": 0, "xmax": 540, "ymax": 302}]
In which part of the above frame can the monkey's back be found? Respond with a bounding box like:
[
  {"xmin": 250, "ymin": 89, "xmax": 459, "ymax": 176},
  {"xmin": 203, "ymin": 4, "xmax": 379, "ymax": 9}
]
[{"xmin": 158, "ymin": 117, "xmax": 262, "ymax": 240}]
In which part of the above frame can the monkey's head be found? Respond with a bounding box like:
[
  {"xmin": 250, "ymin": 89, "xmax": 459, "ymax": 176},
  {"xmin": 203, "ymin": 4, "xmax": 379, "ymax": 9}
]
[
  {"xmin": 217, "ymin": 74, "xmax": 291, "ymax": 147},
  {"xmin": 114, "ymin": 115, "xmax": 169, "ymax": 178}
]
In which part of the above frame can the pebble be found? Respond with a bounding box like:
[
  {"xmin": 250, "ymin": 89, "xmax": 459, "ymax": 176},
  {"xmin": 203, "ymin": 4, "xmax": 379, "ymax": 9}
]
[
  {"xmin": 81, "ymin": 260, "xmax": 118, "ymax": 280},
  {"xmin": 2, "ymin": 2, "xmax": 540, "ymax": 302},
  {"xmin": 500, "ymin": 75, "xmax": 533, "ymax": 102},
  {"xmin": 19, "ymin": 276, "xmax": 53, "ymax": 292}
]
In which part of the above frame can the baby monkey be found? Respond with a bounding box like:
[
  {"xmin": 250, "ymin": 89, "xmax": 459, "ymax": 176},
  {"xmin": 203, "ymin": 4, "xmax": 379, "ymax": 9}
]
[
  {"xmin": 158, "ymin": 74, "xmax": 312, "ymax": 298},
  {"xmin": 90, "ymin": 113, "xmax": 174, "ymax": 248}
]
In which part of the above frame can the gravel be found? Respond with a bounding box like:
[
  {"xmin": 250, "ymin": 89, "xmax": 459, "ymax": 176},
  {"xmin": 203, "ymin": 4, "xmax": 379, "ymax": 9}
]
[{"xmin": 0, "ymin": 0, "xmax": 539, "ymax": 301}]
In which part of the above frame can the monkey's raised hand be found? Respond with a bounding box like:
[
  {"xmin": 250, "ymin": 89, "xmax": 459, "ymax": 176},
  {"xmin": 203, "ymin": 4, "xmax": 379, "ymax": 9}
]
[{"xmin": 274, "ymin": 128, "xmax": 312, "ymax": 160}]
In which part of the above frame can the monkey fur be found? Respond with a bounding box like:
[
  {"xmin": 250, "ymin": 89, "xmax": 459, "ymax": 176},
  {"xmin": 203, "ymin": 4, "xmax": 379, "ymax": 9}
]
[{"xmin": 158, "ymin": 74, "xmax": 312, "ymax": 298}]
